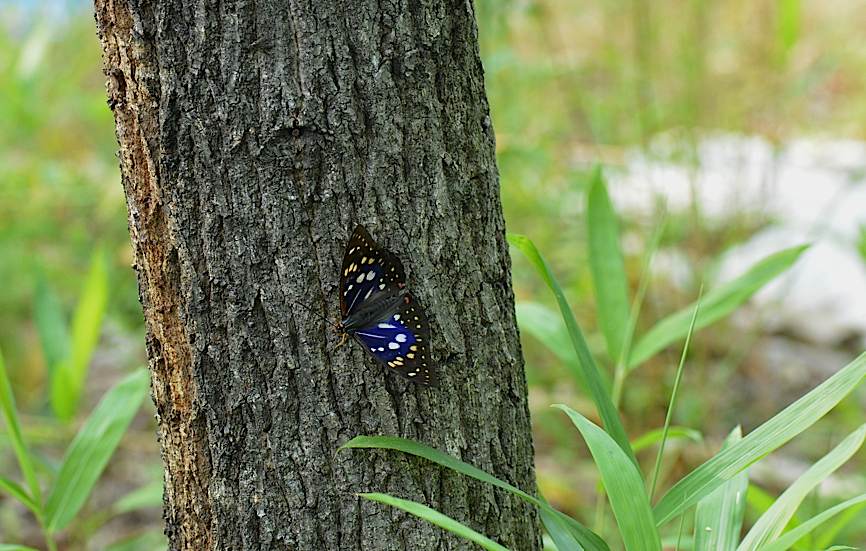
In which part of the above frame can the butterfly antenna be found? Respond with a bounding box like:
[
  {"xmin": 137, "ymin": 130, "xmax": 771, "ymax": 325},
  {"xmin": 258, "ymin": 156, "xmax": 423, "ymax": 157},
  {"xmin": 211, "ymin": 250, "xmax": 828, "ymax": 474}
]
[{"xmin": 291, "ymin": 299, "xmax": 340, "ymax": 330}]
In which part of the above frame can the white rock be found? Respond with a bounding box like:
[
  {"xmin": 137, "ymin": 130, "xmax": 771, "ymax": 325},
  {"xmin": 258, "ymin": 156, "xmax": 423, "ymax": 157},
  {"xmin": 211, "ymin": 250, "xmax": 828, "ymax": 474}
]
[{"xmin": 606, "ymin": 134, "xmax": 866, "ymax": 345}]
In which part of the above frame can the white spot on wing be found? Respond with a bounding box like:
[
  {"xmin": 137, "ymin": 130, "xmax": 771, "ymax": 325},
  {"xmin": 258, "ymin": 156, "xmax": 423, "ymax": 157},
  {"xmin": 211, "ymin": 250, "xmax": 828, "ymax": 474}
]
[
  {"xmin": 395, "ymin": 334, "xmax": 407, "ymax": 343},
  {"xmin": 378, "ymin": 322, "xmax": 396, "ymax": 329},
  {"xmin": 388, "ymin": 342, "xmax": 400, "ymax": 350},
  {"xmin": 355, "ymin": 273, "xmax": 365, "ymax": 283},
  {"xmin": 366, "ymin": 270, "xmax": 375, "ymax": 281},
  {"xmin": 393, "ymin": 314, "xmax": 400, "ymax": 320}
]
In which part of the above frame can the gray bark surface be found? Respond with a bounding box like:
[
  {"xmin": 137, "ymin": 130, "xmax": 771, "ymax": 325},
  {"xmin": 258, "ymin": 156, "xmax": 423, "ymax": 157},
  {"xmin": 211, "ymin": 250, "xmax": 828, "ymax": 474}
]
[{"xmin": 94, "ymin": 0, "xmax": 540, "ymax": 549}]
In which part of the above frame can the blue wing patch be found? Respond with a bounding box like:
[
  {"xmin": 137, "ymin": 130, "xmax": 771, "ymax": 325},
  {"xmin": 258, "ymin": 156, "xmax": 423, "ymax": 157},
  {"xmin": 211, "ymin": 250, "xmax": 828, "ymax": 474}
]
[
  {"xmin": 351, "ymin": 295, "xmax": 435, "ymax": 385},
  {"xmin": 353, "ymin": 315, "xmax": 418, "ymax": 362}
]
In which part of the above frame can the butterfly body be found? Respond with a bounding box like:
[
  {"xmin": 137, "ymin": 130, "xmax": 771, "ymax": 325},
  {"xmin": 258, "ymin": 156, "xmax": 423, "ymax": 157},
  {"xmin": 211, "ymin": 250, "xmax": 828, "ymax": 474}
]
[
  {"xmin": 340, "ymin": 287, "xmax": 407, "ymax": 333},
  {"xmin": 338, "ymin": 225, "xmax": 436, "ymax": 385}
]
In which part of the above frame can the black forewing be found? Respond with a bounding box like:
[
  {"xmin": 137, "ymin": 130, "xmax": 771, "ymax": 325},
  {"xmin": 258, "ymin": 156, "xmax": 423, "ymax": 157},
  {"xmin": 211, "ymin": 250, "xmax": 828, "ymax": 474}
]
[{"xmin": 339, "ymin": 225, "xmax": 406, "ymax": 318}]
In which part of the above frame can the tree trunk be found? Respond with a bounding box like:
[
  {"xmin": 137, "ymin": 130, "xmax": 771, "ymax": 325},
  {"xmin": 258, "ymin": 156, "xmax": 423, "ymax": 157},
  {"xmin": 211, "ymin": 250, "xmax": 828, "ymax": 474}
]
[{"xmin": 93, "ymin": 1, "xmax": 540, "ymax": 549}]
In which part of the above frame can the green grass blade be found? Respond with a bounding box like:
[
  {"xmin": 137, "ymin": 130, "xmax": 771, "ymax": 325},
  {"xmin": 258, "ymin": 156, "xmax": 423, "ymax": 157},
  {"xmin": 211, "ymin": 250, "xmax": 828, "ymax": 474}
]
[
  {"xmin": 516, "ymin": 302, "xmax": 584, "ymax": 387},
  {"xmin": 509, "ymin": 233, "xmax": 635, "ymax": 466},
  {"xmin": 587, "ymin": 168, "xmax": 630, "ymax": 363},
  {"xmin": 650, "ymin": 284, "xmax": 703, "ymax": 501},
  {"xmin": 45, "ymin": 368, "xmax": 149, "ymax": 532},
  {"xmin": 341, "ymin": 435, "xmax": 609, "ymax": 551},
  {"xmin": 516, "ymin": 302, "xmax": 612, "ymax": 391},
  {"xmin": 776, "ymin": 0, "xmax": 800, "ymax": 61},
  {"xmin": 632, "ymin": 427, "xmax": 702, "ymax": 454},
  {"xmin": 113, "ymin": 481, "xmax": 163, "ymax": 515},
  {"xmin": 539, "ymin": 505, "xmax": 586, "ymax": 551},
  {"xmin": 0, "ymin": 347, "xmax": 41, "ymax": 504},
  {"xmin": 554, "ymin": 405, "xmax": 661, "ymax": 551},
  {"xmin": 103, "ymin": 530, "xmax": 167, "ymax": 551},
  {"xmin": 674, "ymin": 513, "xmax": 687, "ymax": 551},
  {"xmin": 0, "ymin": 475, "xmax": 39, "ymax": 515},
  {"xmin": 51, "ymin": 246, "xmax": 109, "ymax": 421},
  {"xmin": 738, "ymin": 424, "xmax": 866, "ymax": 551},
  {"xmin": 746, "ymin": 485, "xmax": 779, "ymax": 521},
  {"xmin": 660, "ymin": 535, "xmax": 695, "ymax": 549},
  {"xmin": 33, "ymin": 272, "xmax": 70, "ymax": 378},
  {"xmin": 612, "ymin": 214, "xmax": 665, "ymax": 408},
  {"xmin": 654, "ymin": 351, "xmax": 866, "ymax": 526},
  {"xmin": 0, "ymin": 545, "xmax": 41, "ymax": 551},
  {"xmin": 756, "ymin": 494, "xmax": 866, "ymax": 551},
  {"xmin": 545, "ymin": 492, "xmax": 604, "ymax": 550},
  {"xmin": 360, "ymin": 493, "xmax": 510, "ymax": 551},
  {"xmin": 694, "ymin": 427, "xmax": 748, "ymax": 551},
  {"xmin": 628, "ymin": 245, "xmax": 809, "ymax": 370},
  {"xmin": 814, "ymin": 501, "xmax": 866, "ymax": 548}
]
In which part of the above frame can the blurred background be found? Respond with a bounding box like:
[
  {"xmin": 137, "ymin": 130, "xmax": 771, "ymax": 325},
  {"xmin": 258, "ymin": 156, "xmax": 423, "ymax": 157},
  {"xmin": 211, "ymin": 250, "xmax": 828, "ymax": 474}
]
[{"xmin": 2, "ymin": 0, "xmax": 866, "ymax": 548}]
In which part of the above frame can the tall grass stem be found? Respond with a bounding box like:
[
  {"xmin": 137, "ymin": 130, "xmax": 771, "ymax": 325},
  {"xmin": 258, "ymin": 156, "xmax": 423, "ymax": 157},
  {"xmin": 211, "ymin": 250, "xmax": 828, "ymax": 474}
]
[
  {"xmin": 649, "ymin": 284, "xmax": 704, "ymax": 501},
  {"xmin": 612, "ymin": 216, "xmax": 666, "ymax": 407}
]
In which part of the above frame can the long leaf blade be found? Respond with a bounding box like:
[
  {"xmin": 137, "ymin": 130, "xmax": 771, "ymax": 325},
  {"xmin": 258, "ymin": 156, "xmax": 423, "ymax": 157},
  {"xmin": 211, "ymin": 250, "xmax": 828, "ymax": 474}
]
[
  {"xmin": 516, "ymin": 302, "xmax": 583, "ymax": 383},
  {"xmin": 33, "ymin": 271, "xmax": 70, "ymax": 378},
  {"xmin": 632, "ymin": 427, "xmax": 702, "ymax": 454},
  {"xmin": 628, "ymin": 245, "xmax": 808, "ymax": 370},
  {"xmin": 113, "ymin": 480, "xmax": 163, "ymax": 515},
  {"xmin": 776, "ymin": 0, "xmax": 800, "ymax": 61},
  {"xmin": 104, "ymin": 530, "xmax": 167, "ymax": 551},
  {"xmin": 539, "ymin": 505, "xmax": 586, "ymax": 551},
  {"xmin": 360, "ymin": 493, "xmax": 510, "ymax": 551},
  {"xmin": 508, "ymin": 233, "xmax": 635, "ymax": 466},
  {"xmin": 694, "ymin": 427, "xmax": 748, "ymax": 551},
  {"xmin": 341, "ymin": 435, "xmax": 609, "ymax": 551},
  {"xmin": 814, "ymin": 501, "xmax": 866, "ymax": 548},
  {"xmin": 756, "ymin": 493, "xmax": 866, "ymax": 551},
  {"xmin": 45, "ymin": 368, "xmax": 149, "ymax": 532},
  {"xmin": 612, "ymin": 215, "xmax": 666, "ymax": 407},
  {"xmin": 517, "ymin": 302, "xmax": 613, "ymax": 391},
  {"xmin": 554, "ymin": 405, "xmax": 661, "ymax": 551},
  {"xmin": 0, "ymin": 347, "xmax": 41, "ymax": 504},
  {"xmin": 738, "ymin": 424, "xmax": 866, "ymax": 551},
  {"xmin": 0, "ymin": 475, "xmax": 39, "ymax": 515},
  {"xmin": 587, "ymin": 168, "xmax": 630, "ymax": 362},
  {"xmin": 654, "ymin": 351, "xmax": 866, "ymax": 525},
  {"xmin": 649, "ymin": 284, "xmax": 703, "ymax": 501},
  {"xmin": 51, "ymin": 246, "xmax": 109, "ymax": 421}
]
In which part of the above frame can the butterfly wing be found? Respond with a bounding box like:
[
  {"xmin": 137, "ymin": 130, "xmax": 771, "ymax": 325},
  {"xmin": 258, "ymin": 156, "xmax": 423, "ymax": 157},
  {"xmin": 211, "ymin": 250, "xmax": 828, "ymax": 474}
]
[
  {"xmin": 339, "ymin": 225, "xmax": 406, "ymax": 318},
  {"xmin": 352, "ymin": 293, "xmax": 436, "ymax": 385}
]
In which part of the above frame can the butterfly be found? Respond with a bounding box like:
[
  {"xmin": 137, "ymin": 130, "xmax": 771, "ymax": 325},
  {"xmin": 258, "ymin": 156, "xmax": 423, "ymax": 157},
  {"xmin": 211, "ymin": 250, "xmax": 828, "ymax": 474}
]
[{"xmin": 337, "ymin": 225, "xmax": 436, "ymax": 385}]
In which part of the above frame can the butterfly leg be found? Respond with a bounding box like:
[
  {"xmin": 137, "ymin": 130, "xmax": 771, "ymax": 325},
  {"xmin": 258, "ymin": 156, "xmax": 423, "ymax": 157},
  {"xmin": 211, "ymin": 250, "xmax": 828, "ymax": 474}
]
[{"xmin": 334, "ymin": 331, "xmax": 349, "ymax": 350}]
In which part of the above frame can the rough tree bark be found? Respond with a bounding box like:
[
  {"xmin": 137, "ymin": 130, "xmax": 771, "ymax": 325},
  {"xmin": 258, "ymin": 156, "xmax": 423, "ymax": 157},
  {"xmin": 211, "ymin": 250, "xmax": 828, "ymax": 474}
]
[{"xmin": 94, "ymin": 0, "xmax": 540, "ymax": 549}]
